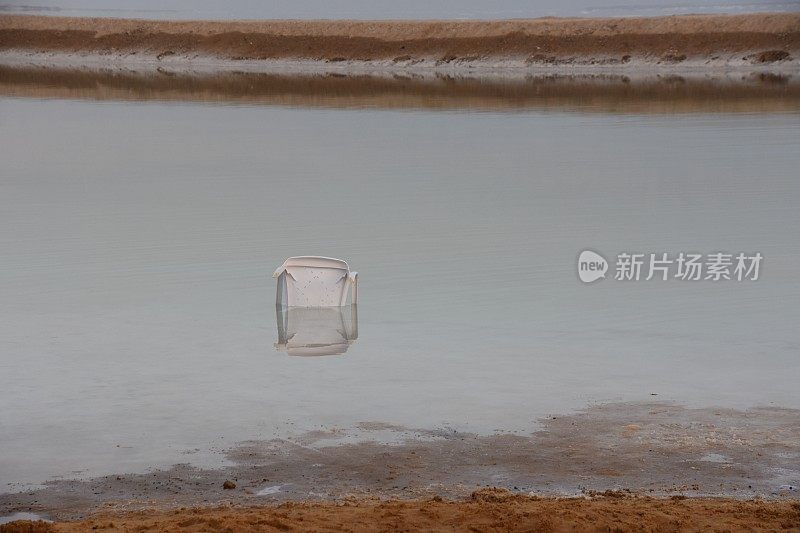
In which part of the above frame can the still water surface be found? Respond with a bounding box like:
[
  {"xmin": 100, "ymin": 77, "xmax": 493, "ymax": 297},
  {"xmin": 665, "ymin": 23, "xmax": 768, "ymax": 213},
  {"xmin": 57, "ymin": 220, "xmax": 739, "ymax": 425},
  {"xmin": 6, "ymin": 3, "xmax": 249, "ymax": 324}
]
[{"xmin": 1, "ymin": 86, "xmax": 799, "ymax": 489}]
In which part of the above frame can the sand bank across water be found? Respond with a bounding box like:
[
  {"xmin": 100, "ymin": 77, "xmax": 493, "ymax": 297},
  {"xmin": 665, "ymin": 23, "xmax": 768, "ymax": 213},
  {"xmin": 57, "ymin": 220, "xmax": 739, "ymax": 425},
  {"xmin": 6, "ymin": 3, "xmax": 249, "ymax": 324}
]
[{"xmin": 1, "ymin": 13, "xmax": 799, "ymax": 71}]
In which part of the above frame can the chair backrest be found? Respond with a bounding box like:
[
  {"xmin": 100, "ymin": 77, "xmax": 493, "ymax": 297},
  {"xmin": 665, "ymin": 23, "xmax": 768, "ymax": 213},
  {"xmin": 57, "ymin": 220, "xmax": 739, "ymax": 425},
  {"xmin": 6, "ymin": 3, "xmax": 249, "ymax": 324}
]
[{"xmin": 273, "ymin": 256, "xmax": 357, "ymax": 307}]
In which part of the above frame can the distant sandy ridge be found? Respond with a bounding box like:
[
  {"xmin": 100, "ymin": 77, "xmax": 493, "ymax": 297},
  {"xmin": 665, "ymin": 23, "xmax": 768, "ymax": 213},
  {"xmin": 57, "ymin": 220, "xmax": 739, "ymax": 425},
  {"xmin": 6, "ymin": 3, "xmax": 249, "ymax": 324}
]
[{"xmin": 1, "ymin": 13, "xmax": 799, "ymax": 70}]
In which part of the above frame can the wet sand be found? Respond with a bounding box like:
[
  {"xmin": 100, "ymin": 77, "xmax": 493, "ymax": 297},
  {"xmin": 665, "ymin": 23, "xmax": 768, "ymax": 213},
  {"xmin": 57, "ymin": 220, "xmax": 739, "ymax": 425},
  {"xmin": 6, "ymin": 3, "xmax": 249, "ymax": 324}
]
[
  {"xmin": 1, "ymin": 64, "xmax": 799, "ymax": 113},
  {"xmin": 3, "ymin": 492, "xmax": 800, "ymax": 532},
  {"xmin": 1, "ymin": 13, "xmax": 799, "ymax": 70},
  {"xmin": 2, "ymin": 402, "xmax": 798, "ymax": 523}
]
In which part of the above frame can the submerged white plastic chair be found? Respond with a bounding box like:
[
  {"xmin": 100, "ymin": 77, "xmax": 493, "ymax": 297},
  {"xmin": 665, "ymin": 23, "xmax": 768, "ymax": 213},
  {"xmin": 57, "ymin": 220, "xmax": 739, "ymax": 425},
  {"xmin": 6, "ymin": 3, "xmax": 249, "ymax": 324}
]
[{"xmin": 273, "ymin": 256, "xmax": 358, "ymax": 308}]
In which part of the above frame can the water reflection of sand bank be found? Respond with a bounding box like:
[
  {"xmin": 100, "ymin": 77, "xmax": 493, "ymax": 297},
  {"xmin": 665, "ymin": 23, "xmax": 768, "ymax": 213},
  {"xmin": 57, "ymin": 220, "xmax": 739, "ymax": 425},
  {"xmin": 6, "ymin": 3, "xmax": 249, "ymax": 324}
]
[{"xmin": 1, "ymin": 65, "xmax": 799, "ymax": 113}]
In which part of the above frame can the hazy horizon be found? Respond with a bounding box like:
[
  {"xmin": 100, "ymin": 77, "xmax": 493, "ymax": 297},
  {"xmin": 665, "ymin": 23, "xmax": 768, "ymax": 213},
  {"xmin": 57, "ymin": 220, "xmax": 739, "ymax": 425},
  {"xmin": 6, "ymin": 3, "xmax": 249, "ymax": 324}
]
[{"xmin": 2, "ymin": 0, "xmax": 798, "ymax": 20}]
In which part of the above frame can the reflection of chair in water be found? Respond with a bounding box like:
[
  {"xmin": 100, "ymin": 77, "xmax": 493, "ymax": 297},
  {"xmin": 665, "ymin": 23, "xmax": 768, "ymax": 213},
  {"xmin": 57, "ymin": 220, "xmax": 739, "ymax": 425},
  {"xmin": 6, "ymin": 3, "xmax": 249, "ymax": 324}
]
[
  {"xmin": 273, "ymin": 256, "xmax": 357, "ymax": 308},
  {"xmin": 275, "ymin": 305, "xmax": 358, "ymax": 356}
]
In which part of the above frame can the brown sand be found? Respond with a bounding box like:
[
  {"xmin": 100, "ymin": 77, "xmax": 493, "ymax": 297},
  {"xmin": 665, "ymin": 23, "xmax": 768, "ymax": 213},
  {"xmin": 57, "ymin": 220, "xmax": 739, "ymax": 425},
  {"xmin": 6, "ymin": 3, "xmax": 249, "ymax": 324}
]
[
  {"xmin": 2, "ymin": 64, "xmax": 799, "ymax": 114},
  {"xmin": 2, "ymin": 491, "xmax": 800, "ymax": 532},
  {"xmin": 1, "ymin": 13, "xmax": 799, "ymax": 66}
]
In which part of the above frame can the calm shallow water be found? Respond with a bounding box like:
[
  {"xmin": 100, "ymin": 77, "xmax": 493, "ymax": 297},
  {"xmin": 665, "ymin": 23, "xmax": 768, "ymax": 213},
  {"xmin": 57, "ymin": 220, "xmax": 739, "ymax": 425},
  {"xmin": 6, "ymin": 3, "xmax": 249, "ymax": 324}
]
[{"xmin": 1, "ymin": 87, "xmax": 799, "ymax": 490}]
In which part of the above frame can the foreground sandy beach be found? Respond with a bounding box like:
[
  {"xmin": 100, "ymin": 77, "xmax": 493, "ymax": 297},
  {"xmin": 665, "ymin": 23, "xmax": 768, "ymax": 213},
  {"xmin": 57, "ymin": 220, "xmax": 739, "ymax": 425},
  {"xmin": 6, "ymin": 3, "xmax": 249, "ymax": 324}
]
[
  {"xmin": 2, "ymin": 402, "xmax": 798, "ymax": 528},
  {"xmin": 1, "ymin": 13, "xmax": 799, "ymax": 71},
  {"xmin": 3, "ymin": 491, "xmax": 800, "ymax": 532}
]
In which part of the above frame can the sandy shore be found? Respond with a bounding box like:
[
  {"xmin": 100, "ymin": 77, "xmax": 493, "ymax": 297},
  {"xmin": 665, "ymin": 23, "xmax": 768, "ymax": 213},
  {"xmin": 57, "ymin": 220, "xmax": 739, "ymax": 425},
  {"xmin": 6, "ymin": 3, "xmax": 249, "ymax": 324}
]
[
  {"xmin": 2, "ymin": 402, "xmax": 798, "ymax": 523},
  {"xmin": 3, "ymin": 491, "xmax": 800, "ymax": 532},
  {"xmin": 1, "ymin": 13, "xmax": 799, "ymax": 71}
]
